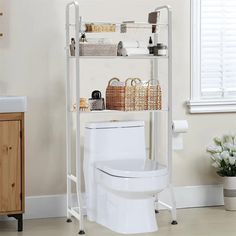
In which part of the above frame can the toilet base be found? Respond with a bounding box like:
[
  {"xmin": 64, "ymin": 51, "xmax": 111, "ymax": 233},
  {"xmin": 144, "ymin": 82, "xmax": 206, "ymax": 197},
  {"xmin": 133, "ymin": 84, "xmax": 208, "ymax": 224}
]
[{"xmin": 95, "ymin": 185, "xmax": 158, "ymax": 234}]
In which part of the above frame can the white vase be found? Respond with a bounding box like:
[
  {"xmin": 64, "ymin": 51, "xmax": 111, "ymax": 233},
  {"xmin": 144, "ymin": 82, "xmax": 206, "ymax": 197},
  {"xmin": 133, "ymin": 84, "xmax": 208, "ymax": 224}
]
[{"xmin": 223, "ymin": 177, "xmax": 236, "ymax": 211}]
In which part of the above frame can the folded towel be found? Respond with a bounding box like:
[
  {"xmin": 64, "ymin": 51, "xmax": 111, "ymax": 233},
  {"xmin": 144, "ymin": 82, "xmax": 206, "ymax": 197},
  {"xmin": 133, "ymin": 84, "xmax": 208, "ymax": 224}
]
[{"xmin": 121, "ymin": 47, "xmax": 149, "ymax": 56}]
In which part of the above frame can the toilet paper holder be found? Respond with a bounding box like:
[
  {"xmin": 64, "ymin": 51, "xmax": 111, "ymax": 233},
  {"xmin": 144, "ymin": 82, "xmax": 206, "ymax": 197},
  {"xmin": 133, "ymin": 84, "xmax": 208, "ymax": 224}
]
[{"xmin": 172, "ymin": 120, "xmax": 188, "ymax": 150}]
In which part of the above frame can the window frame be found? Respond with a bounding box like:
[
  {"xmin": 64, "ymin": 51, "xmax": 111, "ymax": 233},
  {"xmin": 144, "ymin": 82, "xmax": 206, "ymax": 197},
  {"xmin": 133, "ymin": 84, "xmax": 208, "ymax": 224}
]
[{"xmin": 187, "ymin": 0, "xmax": 236, "ymax": 113}]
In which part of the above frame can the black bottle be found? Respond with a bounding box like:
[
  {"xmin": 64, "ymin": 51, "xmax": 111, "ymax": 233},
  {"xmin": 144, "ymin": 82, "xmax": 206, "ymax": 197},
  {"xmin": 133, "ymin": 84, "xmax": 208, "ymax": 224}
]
[
  {"xmin": 70, "ymin": 38, "xmax": 75, "ymax": 56},
  {"xmin": 148, "ymin": 36, "xmax": 154, "ymax": 54}
]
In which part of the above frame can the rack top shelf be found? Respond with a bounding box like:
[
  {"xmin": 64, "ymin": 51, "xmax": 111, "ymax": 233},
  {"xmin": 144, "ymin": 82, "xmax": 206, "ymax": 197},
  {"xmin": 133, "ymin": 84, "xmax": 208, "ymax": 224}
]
[
  {"xmin": 84, "ymin": 21, "xmax": 167, "ymax": 26},
  {"xmin": 68, "ymin": 21, "xmax": 168, "ymax": 33},
  {"xmin": 69, "ymin": 21, "xmax": 168, "ymax": 27}
]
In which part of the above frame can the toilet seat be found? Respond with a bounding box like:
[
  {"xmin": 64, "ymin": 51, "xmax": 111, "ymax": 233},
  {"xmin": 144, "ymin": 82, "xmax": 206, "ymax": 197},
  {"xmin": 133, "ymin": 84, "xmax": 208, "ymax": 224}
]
[
  {"xmin": 95, "ymin": 159, "xmax": 168, "ymax": 178},
  {"xmin": 95, "ymin": 158, "xmax": 168, "ymax": 194}
]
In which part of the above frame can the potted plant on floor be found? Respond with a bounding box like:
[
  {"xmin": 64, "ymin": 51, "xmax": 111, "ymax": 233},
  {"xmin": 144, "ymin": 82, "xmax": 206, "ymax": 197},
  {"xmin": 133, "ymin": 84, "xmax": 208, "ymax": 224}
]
[{"xmin": 207, "ymin": 135, "xmax": 236, "ymax": 211}]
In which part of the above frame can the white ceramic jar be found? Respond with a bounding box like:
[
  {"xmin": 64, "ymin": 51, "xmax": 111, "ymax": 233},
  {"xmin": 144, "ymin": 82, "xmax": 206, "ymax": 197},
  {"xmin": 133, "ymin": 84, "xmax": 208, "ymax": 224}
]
[{"xmin": 154, "ymin": 43, "xmax": 168, "ymax": 56}]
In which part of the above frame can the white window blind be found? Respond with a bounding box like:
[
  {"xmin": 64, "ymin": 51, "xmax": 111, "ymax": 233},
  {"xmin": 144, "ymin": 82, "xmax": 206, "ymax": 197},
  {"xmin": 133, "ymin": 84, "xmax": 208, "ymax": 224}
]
[{"xmin": 201, "ymin": 0, "xmax": 236, "ymax": 99}]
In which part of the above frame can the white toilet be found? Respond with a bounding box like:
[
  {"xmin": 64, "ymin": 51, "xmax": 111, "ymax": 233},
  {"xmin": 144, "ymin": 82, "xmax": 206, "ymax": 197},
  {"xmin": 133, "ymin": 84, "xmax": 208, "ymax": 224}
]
[{"xmin": 83, "ymin": 121, "xmax": 168, "ymax": 234}]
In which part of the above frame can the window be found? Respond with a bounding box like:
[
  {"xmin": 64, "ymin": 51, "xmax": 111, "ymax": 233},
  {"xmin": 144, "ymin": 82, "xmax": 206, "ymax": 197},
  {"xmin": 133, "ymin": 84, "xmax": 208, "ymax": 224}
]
[{"xmin": 188, "ymin": 0, "xmax": 236, "ymax": 113}]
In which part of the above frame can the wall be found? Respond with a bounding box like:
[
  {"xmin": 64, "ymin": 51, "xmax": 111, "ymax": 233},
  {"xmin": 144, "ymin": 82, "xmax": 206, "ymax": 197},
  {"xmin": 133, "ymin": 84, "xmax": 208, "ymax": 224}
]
[{"xmin": 0, "ymin": 0, "xmax": 235, "ymax": 198}]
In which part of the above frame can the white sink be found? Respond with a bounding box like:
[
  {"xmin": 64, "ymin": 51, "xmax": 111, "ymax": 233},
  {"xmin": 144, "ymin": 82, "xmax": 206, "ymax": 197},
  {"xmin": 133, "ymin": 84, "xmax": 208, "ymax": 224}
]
[{"xmin": 0, "ymin": 96, "xmax": 27, "ymax": 113}]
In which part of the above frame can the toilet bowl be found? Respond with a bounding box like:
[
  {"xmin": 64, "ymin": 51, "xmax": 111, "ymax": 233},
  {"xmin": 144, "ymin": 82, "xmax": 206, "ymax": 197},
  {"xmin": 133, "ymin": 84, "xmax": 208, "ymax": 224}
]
[{"xmin": 83, "ymin": 121, "xmax": 168, "ymax": 234}]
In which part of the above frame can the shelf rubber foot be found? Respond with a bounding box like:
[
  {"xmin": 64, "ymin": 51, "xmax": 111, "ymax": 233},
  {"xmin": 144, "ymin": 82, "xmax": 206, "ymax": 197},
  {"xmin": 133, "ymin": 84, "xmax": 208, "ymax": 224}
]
[
  {"xmin": 171, "ymin": 220, "xmax": 178, "ymax": 225},
  {"xmin": 155, "ymin": 210, "xmax": 159, "ymax": 214},
  {"xmin": 78, "ymin": 230, "xmax": 85, "ymax": 234},
  {"xmin": 66, "ymin": 219, "xmax": 72, "ymax": 223}
]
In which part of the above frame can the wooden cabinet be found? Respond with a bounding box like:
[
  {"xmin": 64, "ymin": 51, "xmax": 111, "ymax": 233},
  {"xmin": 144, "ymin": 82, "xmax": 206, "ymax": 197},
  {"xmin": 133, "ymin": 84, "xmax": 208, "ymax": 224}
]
[{"xmin": 0, "ymin": 113, "xmax": 24, "ymax": 231}]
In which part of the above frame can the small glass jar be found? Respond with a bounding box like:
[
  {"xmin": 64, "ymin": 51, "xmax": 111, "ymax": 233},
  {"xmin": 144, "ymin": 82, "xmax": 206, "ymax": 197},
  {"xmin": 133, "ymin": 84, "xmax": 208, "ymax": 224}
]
[
  {"xmin": 88, "ymin": 98, "xmax": 105, "ymax": 111},
  {"xmin": 88, "ymin": 90, "xmax": 105, "ymax": 111},
  {"xmin": 154, "ymin": 43, "xmax": 168, "ymax": 56}
]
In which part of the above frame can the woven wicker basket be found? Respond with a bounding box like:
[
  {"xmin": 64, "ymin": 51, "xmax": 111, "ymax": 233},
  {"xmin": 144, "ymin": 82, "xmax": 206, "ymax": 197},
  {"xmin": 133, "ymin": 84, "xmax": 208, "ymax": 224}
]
[
  {"xmin": 134, "ymin": 79, "xmax": 148, "ymax": 111},
  {"xmin": 106, "ymin": 78, "xmax": 162, "ymax": 111},
  {"xmin": 106, "ymin": 78, "xmax": 136, "ymax": 111},
  {"xmin": 124, "ymin": 78, "xmax": 136, "ymax": 111},
  {"xmin": 147, "ymin": 80, "xmax": 162, "ymax": 110}
]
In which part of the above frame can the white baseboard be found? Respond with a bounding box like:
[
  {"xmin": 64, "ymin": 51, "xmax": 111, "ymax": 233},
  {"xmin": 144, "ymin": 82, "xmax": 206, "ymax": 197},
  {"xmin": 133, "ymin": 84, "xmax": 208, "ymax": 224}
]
[
  {"xmin": 20, "ymin": 185, "xmax": 223, "ymax": 219},
  {"xmin": 158, "ymin": 184, "xmax": 224, "ymax": 209},
  {"xmin": 25, "ymin": 194, "xmax": 67, "ymax": 219}
]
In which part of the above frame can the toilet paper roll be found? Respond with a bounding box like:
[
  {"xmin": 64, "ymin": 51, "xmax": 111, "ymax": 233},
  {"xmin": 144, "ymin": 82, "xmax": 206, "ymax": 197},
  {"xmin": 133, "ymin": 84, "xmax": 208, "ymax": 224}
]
[
  {"xmin": 118, "ymin": 41, "xmax": 139, "ymax": 49},
  {"xmin": 121, "ymin": 47, "xmax": 149, "ymax": 56},
  {"xmin": 172, "ymin": 120, "xmax": 188, "ymax": 133}
]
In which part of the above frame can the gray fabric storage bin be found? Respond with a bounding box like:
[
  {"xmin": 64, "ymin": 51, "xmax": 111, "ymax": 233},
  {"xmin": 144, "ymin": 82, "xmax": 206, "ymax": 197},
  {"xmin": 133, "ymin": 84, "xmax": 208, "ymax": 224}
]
[{"xmin": 79, "ymin": 43, "xmax": 117, "ymax": 56}]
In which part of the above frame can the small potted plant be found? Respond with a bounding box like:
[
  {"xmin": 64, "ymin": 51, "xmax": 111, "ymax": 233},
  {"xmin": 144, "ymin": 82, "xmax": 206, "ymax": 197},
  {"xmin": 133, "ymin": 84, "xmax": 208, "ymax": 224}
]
[{"xmin": 207, "ymin": 135, "xmax": 236, "ymax": 210}]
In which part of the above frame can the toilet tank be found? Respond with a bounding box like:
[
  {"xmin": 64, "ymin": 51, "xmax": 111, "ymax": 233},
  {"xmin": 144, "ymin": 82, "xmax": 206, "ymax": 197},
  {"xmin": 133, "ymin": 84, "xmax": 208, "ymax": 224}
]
[{"xmin": 84, "ymin": 121, "xmax": 146, "ymax": 162}]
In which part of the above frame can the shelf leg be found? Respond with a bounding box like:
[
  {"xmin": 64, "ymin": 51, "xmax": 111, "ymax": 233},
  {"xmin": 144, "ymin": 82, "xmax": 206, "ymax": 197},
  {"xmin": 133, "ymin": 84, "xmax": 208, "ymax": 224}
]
[
  {"xmin": 8, "ymin": 214, "xmax": 23, "ymax": 232},
  {"xmin": 169, "ymin": 185, "xmax": 178, "ymax": 225},
  {"xmin": 154, "ymin": 194, "xmax": 159, "ymax": 214},
  {"xmin": 77, "ymin": 193, "xmax": 85, "ymax": 234},
  {"xmin": 78, "ymin": 230, "xmax": 86, "ymax": 235}
]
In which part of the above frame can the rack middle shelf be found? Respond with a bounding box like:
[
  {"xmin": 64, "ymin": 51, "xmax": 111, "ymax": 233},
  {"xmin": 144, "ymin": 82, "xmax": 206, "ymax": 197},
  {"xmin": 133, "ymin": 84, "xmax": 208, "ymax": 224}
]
[
  {"xmin": 69, "ymin": 55, "xmax": 168, "ymax": 59},
  {"xmin": 74, "ymin": 109, "xmax": 169, "ymax": 114}
]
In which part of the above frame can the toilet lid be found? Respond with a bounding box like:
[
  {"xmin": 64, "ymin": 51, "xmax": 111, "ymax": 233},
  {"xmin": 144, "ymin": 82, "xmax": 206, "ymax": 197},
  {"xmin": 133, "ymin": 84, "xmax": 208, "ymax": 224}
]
[{"xmin": 95, "ymin": 159, "xmax": 168, "ymax": 178}]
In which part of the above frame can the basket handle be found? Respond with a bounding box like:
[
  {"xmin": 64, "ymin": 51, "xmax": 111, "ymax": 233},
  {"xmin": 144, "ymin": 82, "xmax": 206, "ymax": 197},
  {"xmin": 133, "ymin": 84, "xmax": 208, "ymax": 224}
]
[
  {"xmin": 125, "ymin": 78, "xmax": 142, "ymax": 86},
  {"xmin": 133, "ymin": 78, "xmax": 142, "ymax": 85},
  {"xmin": 108, "ymin": 77, "xmax": 120, "ymax": 86},
  {"xmin": 148, "ymin": 79, "xmax": 160, "ymax": 86},
  {"xmin": 132, "ymin": 78, "xmax": 148, "ymax": 86},
  {"xmin": 125, "ymin": 78, "xmax": 135, "ymax": 86}
]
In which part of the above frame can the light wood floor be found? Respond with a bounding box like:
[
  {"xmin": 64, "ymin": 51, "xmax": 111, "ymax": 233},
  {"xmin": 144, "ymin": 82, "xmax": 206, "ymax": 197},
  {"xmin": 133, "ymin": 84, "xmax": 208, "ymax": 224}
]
[{"xmin": 0, "ymin": 207, "xmax": 236, "ymax": 236}]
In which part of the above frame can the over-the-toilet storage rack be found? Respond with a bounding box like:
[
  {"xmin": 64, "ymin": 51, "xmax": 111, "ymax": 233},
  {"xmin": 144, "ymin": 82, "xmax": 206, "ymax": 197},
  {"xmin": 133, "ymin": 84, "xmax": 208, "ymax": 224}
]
[{"xmin": 65, "ymin": 1, "xmax": 176, "ymax": 234}]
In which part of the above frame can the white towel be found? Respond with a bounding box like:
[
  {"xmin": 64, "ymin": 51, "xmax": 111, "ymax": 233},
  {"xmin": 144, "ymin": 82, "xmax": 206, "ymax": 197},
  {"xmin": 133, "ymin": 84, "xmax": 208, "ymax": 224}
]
[{"xmin": 121, "ymin": 48, "xmax": 149, "ymax": 56}]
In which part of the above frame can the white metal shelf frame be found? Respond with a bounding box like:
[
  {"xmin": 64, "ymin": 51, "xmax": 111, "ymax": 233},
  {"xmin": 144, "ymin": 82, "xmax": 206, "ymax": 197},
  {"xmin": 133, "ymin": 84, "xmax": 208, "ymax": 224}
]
[{"xmin": 65, "ymin": 1, "xmax": 177, "ymax": 234}]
